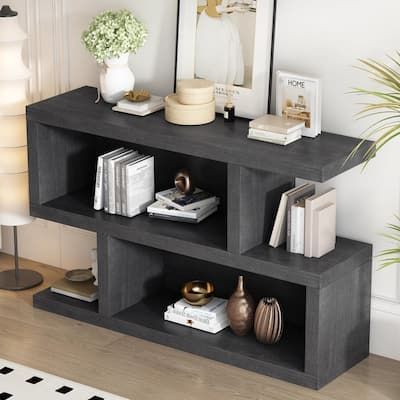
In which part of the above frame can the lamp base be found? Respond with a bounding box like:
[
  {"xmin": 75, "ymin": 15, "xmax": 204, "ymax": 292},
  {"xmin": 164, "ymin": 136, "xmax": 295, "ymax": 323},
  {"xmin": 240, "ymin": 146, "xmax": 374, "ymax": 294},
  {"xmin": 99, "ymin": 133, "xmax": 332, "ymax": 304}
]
[{"xmin": 0, "ymin": 269, "xmax": 43, "ymax": 291}]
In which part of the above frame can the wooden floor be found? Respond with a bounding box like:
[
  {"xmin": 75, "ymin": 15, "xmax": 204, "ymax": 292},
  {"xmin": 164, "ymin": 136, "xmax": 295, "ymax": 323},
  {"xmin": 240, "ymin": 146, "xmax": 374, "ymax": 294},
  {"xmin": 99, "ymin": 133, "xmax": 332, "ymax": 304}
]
[{"xmin": 0, "ymin": 253, "xmax": 399, "ymax": 400}]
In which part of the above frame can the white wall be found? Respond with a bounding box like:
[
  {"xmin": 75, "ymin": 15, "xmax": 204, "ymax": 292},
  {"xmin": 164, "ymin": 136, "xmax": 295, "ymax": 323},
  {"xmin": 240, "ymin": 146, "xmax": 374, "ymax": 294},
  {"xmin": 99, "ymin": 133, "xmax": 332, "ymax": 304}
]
[{"xmin": 1, "ymin": 0, "xmax": 399, "ymax": 360}]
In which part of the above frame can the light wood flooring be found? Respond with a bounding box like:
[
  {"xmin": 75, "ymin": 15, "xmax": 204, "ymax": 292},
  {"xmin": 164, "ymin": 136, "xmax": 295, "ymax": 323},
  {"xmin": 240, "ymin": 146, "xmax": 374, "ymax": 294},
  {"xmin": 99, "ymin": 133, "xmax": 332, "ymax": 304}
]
[{"xmin": 0, "ymin": 253, "xmax": 399, "ymax": 400}]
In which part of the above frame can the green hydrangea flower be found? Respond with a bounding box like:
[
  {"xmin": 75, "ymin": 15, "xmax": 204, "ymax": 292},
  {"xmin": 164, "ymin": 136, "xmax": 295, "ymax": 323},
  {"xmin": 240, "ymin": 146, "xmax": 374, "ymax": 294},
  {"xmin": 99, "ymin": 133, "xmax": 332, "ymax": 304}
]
[{"xmin": 82, "ymin": 10, "xmax": 147, "ymax": 63}]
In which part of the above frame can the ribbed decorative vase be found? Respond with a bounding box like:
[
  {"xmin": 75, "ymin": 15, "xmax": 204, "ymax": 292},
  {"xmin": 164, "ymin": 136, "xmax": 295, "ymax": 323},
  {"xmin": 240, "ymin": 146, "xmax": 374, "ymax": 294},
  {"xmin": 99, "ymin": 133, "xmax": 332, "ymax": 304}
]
[
  {"xmin": 226, "ymin": 275, "xmax": 255, "ymax": 336},
  {"xmin": 99, "ymin": 53, "xmax": 135, "ymax": 104},
  {"xmin": 254, "ymin": 297, "xmax": 283, "ymax": 345}
]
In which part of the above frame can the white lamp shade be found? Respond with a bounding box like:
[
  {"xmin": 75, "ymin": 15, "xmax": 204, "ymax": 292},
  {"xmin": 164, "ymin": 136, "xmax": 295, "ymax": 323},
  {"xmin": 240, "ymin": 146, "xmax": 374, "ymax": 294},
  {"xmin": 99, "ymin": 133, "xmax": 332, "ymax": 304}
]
[
  {"xmin": 0, "ymin": 147, "xmax": 28, "ymax": 174},
  {"xmin": 0, "ymin": 80, "xmax": 28, "ymax": 116},
  {"xmin": 0, "ymin": 172, "xmax": 33, "ymax": 226},
  {"xmin": 0, "ymin": 9, "xmax": 34, "ymax": 227},
  {"xmin": 0, "ymin": 15, "xmax": 27, "ymax": 42},
  {"xmin": 0, "ymin": 115, "xmax": 27, "ymax": 147},
  {"xmin": 0, "ymin": 41, "xmax": 30, "ymax": 80}
]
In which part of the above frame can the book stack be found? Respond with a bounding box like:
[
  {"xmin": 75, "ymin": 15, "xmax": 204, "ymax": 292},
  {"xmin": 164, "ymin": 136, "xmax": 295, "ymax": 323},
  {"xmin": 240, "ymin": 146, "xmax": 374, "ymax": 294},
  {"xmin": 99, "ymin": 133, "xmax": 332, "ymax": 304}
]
[
  {"xmin": 51, "ymin": 278, "xmax": 98, "ymax": 303},
  {"xmin": 112, "ymin": 95, "xmax": 164, "ymax": 117},
  {"xmin": 93, "ymin": 148, "xmax": 154, "ymax": 218},
  {"xmin": 147, "ymin": 188, "xmax": 219, "ymax": 223},
  {"xmin": 164, "ymin": 297, "xmax": 229, "ymax": 334},
  {"xmin": 247, "ymin": 114, "xmax": 305, "ymax": 146},
  {"xmin": 269, "ymin": 184, "xmax": 336, "ymax": 258}
]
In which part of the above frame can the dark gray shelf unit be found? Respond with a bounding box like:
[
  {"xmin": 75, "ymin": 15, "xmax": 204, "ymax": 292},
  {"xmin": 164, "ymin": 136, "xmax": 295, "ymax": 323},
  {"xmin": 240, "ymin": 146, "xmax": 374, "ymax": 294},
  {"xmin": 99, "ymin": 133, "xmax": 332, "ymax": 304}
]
[{"xmin": 27, "ymin": 87, "xmax": 372, "ymax": 389}]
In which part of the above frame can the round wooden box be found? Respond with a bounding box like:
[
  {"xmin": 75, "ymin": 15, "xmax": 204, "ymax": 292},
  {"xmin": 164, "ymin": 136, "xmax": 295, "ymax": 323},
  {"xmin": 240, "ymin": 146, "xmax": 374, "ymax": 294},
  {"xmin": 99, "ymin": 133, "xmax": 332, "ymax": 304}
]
[
  {"xmin": 165, "ymin": 94, "xmax": 215, "ymax": 126},
  {"xmin": 176, "ymin": 79, "xmax": 214, "ymax": 105}
]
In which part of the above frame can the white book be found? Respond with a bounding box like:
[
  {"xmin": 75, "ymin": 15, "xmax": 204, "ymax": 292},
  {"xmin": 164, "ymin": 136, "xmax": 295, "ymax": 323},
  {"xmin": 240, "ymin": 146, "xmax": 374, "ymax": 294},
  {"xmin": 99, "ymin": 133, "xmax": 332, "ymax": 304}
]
[
  {"xmin": 156, "ymin": 188, "xmax": 217, "ymax": 211},
  {"xmin": 269, "ymin": 184, "xmax": 308, "ymax": 248},
  {"xmin": 164, "ymin": 311, "xmax": 229, "ymax": 334},
  {"xmin": 107, "ymin": 150, "xmax": 133, "ymax": 215},
  {"xmin": 115, "ymin": 151, "xmax": 139, "ymax": 215},
  {"xmin": 121, "ymin": 155, "xmax": 146, "ymax": 216},
  {"xmin": 249, "ymin": 114, "xmax": 305, "ymax": 134},
  {"xmin": 115, "ymin": 96, "xmax": 164, "ymax": 113},
  {"xmin": 248, "ymin": 128, "xmax": 302, "ymax": 142},
  {"xmin": 147, "ymin": 199, "xmax": 220, "ymax": 219},
  {"xmin": 148, "ymin": 206, "xmax": 218, "ymax": 224},
  {"xmin": 313, "ymin": 202, "xmax": 336, "ymax": 258},
  {"xmin": 103, "ymin": 148, "xmax": 127, "ymax": 213},
  {"xmin": 166, "ymin": 303, "xmax": 227, "ymax": 326},
  {"xmin": 172, "ymin": 297, "xmax": 228, "ymax": 319},
  {"xmin": 125, "ymin": 156, "xmax": 155, "ymax": 218},
  {"xmin": 276, "ymin": 70, "xmax": 322, "ymax": 138},
  {"xmin": 290, "ymin": 200, "xmax": 305, "ymax": 254},
  {"xmin": 93, "ymin": 148, "xmax": 124, "ymax": 210},
  {"xmin": 248, "ymin": 130, "xmax": 301, "ymax": 146}
]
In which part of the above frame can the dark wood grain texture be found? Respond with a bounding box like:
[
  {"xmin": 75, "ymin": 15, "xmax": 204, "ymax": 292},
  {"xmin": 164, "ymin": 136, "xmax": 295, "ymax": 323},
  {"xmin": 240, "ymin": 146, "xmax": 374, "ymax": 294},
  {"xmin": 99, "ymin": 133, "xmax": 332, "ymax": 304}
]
[
  {"xmin": 228, "ymin": 165, "xmax": 294, "ymax": 253},
  {"xmin": 27, "ymin": 86, "xmax": 372, "ymax": 182},
  {"xmin": 27, "ymin": 87, "xmax": 373, "ymax": 390}
]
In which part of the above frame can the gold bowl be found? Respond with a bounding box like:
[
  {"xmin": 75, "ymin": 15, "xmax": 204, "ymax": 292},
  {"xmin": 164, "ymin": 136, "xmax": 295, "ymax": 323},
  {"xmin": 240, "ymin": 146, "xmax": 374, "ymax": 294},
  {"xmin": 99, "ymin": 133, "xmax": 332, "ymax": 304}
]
[{"xmin": 181, "ymin": 280, "xmax": 215, "ymax": 306}]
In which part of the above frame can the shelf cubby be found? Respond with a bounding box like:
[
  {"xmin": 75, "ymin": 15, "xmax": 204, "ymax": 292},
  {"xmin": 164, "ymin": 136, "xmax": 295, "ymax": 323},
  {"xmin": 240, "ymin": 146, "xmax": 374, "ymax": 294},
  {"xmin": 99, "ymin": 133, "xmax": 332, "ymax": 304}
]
[{"xmin": 28, "ymin": 87, "xmax": 373, "ymax": 389}]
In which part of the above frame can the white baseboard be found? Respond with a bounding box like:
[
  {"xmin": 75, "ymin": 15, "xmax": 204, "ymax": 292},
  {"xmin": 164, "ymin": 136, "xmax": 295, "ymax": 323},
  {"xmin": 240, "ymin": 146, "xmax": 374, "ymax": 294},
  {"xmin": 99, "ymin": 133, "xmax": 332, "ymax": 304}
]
[{"xmin": 370, "ymin": 297, "xmax": 400, "ymax": 361}]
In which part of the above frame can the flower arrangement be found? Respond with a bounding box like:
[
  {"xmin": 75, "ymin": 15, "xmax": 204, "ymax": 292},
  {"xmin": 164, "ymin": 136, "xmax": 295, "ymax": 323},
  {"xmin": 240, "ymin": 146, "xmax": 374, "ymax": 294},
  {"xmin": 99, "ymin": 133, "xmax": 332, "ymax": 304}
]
[{"xmin": 82, "ymin": 10, "xmax": 147, "ymax": 63}]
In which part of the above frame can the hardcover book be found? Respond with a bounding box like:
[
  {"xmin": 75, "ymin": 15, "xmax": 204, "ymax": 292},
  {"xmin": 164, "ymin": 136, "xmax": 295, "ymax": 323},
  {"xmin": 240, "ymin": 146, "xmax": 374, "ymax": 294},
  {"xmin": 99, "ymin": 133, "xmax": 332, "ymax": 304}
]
[
  {"xmin": 248, "ymin": 128, "xmax": 302, "ymax": 146},
  {"xmin": 249, "ymin": 114, "xmax": 305, "ymax": 134},
  {"xmin": 286, "ymin": 183, "xmax": 315, "ymax": 252},
  {"xmin": 276, "ymin": 70, "xmax": 322, "ymax": 138},
  {"xmin": 155, "ymin": 188, "xmax": 217, "ymax": 211},
  {"xmin": 304, "ymin": 188, "xmax": 337, "ymax": 258},
  {"xmin": 51, "ymin": 278, "xmax": 98, "ymax": 303}
]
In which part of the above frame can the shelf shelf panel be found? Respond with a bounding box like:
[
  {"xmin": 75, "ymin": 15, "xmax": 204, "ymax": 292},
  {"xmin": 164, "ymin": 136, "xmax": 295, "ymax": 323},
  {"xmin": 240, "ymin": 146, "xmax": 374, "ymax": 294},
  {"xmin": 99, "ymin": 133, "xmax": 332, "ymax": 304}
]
[
  {"xmin": 31, "ymin": 188, "xmax": 227, "ymax": 251},
  {"xmin": 27, "ymin": 86, "xmax": 372, "ymax": 182},
  {"xmin": 30, "ymin": 189, "xmax": 371, "ymax": 289},
  {"xmin": 34, "ymin": 289, "xmax": 314, "ymax": 388}
]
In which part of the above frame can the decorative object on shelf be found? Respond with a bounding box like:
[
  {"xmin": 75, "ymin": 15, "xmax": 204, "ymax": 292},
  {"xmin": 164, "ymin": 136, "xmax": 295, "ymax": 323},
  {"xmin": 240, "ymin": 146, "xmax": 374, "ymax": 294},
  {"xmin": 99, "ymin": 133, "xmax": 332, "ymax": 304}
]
[
  {"xmin": 226, "ymin": 275, "xmax": 255, "ymax": 336},
  {"xmin": 176, "ymin": 79, "xmax": 215, "ymax": 105},
  {"xmin": 93, "ymin": 147, "xmax": 154, "ymax": 217},
  {"xmin": 276, "ymin": 71, "xmax": 322, "ymax": 138},
  {"xmin": 254, "ymin": 297, "xmax": 283, "ymax": 345},
  {"xmin": 175, "ymin": 169, "xmax": 195, "ymax": 195},
  {"xmin": 82, "ymin": 10, "xmax": 147, "ymax": 104},
  {"xmin": 112, "ymin": 95, "xmax": 164, "ymax": 117},
  {"xmin": 124, "ymin": 89, "xmax": 151, "ymax": 103},
  {"xmin": 0, "ymin": 5, "xmax": 43, "ymax": 291},
  {"xmin": 165, "ymin": 94, "xmax": 215, "ymax": 125},
  {"xmin": 65, "ymin": 269, "xmax": 93, "ymax": 282},
  {"xmin": 182, "ymin": 280, "xmax": 215, "ymax": 306},
  {"xmin": 248, "ymin": 114, "xmax": 305, "ymax": 146},
  {"xmin": 176, "ymin": 0, "xmax": 276, "ymax": 118},
  {"xmin": 165, "ymin": 297, "xmax": 229, "ymax": 333},
  {"xmin": 224, "ymin": 101, "xmax": 235, "ymax": 122}
]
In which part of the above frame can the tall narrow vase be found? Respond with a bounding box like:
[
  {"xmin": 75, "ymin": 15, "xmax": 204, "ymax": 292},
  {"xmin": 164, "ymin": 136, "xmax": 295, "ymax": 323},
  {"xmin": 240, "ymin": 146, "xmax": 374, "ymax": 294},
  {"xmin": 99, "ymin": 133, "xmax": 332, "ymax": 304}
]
[
  {"xmin": 99, "ymin": 53, "xmax": 135, "ymax": 104},
  {"xmin": 226, "ymin": 275, "xmax": 255, "ymax": 336}
]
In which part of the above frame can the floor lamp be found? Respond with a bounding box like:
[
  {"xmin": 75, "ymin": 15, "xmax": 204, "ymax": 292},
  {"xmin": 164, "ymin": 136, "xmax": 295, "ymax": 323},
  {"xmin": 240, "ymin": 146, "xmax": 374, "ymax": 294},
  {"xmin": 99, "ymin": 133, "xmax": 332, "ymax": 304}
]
[{"xmin": 0, "ymin": 5, "xmax": 43, "ymax": 290}]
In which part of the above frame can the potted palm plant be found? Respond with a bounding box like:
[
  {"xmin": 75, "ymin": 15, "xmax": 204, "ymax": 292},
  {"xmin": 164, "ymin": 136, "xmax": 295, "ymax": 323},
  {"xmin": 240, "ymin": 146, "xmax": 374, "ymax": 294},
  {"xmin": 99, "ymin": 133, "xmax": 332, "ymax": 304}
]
[
  {"xmin": 82, "ymin": 10, "xmax": 147, "ymax": 104},
  {"xmin": 349, "ymin": 53, "xmax": 400, "ymax": 268}
]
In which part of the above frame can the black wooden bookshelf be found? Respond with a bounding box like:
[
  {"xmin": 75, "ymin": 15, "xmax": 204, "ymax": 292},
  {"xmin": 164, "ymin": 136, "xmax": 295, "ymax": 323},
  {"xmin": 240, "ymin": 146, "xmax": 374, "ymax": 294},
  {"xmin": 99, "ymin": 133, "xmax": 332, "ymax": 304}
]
[{"xmin": 27, "ymin": 87, "xmax": 372, "ymax": 389}]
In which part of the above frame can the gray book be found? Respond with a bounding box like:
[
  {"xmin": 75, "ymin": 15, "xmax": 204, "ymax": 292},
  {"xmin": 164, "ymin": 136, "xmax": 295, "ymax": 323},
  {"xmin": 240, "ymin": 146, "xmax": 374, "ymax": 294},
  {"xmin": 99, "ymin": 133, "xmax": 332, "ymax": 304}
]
[{"xmin": 286, "ymin": 183, "xmax": 315, "ymax": 252}]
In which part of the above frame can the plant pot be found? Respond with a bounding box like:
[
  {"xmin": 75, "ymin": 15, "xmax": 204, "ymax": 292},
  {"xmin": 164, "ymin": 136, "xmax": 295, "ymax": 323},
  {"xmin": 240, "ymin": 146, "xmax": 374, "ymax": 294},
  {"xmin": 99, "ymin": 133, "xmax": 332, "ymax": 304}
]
[{"xmin": 99, "ymin": 53, "xmax": 135, "ymax": 104}]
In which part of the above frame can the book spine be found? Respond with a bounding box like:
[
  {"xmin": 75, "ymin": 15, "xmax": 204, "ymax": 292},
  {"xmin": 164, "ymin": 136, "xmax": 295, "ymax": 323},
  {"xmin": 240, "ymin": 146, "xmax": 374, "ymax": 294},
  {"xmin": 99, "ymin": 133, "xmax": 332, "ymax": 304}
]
[
  {"xmin": 304, "ymin": 199, "xmax": 313, "ymax": 258},
  {"xmin": 103, "ymin": 158, "xmax": 110, "ymax": 213},
  {"xmin": 93, "ymin": 157, "xmax": 104, "ymax": 210},
  {"xmin": 167, "ymin": 306, "xmax": 223, "ymax": 325},
  {"xmin": 108, "ymin": 160, "xmax": 117, "ymax": 214},
  {"xmin": 290, "ymin": 205, "xmax": 305, "ymax": 254},
  {"xmin": 164, "ymin": 312, "xmax": 228, "ymax": 334},
  {"xmin": 115, "ymin": 162, "xmax": 122, "ymax": 215},
  {"xmin": 286, "ymin": 203, "xmax": 293, "ymax": 252}
]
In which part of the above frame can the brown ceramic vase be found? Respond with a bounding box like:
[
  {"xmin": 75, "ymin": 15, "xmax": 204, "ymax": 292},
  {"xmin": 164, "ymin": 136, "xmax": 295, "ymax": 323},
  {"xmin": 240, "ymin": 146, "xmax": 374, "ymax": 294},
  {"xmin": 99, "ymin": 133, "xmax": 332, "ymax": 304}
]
[
  {"xmin": 254, "ymin": 297, "xmax": 283, "ymax": 345},
  {"xmin": 226, "ymin": 276, "xmax": 255, "ymax": 336}
]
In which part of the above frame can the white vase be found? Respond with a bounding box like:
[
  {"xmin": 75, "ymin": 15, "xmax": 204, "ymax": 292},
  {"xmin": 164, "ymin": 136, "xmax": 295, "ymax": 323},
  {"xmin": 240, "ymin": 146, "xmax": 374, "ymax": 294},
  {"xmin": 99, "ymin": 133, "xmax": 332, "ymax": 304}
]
[{"xmin": 99, "ymin": 53, "xmax": 135, "ymax": 104}]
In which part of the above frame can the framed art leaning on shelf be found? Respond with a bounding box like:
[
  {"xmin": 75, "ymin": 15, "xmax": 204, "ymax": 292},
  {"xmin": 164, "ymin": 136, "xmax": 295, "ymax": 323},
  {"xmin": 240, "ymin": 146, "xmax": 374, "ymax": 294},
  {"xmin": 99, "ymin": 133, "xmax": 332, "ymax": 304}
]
[{"xmin": 176, "ymin": 0, "xmax": 276, "ymax": 119}]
